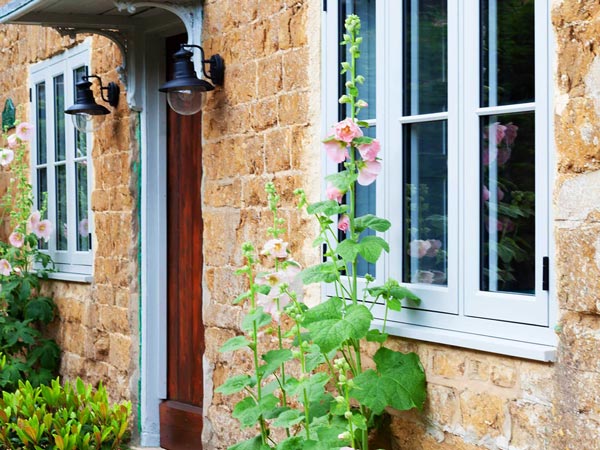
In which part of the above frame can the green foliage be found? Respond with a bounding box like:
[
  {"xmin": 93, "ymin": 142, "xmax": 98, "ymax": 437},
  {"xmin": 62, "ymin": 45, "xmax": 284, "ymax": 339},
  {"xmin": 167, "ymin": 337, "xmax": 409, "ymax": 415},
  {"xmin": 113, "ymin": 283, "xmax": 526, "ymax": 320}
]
[
  {"xmin": 0, "ymin": 122, "xmax": 59, "ymax": 391},
  {"xmin": 218, "ymin": 14, "xmax": 426, "ymax": 450},
  {"xmin": 0, "ymin": 377, "xmax": 131, "ymax": 449}
]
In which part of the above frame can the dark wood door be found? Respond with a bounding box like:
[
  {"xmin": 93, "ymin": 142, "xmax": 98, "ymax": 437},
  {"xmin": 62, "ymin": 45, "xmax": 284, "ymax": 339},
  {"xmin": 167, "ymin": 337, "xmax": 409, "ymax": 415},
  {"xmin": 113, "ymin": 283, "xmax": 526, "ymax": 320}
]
[{"xmin": 159, "ymin": 34, "xmax": 205, "ymax": 450}]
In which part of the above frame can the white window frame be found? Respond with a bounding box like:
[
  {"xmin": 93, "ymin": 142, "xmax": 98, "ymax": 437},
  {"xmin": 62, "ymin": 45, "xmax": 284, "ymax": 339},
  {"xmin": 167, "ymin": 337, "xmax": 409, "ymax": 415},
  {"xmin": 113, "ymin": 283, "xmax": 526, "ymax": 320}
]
[
  {"xmin": 322, "ymin": 0, "xmax": 557, "ymax": 361},
  {"xmin": 30, "ymin": 41, "xmax": 93, "ymax": 278}
]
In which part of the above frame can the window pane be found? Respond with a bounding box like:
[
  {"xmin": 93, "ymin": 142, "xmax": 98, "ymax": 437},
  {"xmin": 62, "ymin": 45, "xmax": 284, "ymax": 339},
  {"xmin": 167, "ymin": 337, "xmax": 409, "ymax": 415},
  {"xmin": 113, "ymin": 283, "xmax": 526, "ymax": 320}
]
[
  {"xmin": 339, "ymin": 0, "xmax": 376, "ymax": 119},
  {"xmin": 480, "ymin": 113, "xmax": 535, "ymax": 294},
  {"xmin": 403, "ymin": 121, "xmax": 448, "ymax": 286},
  {"xmin": 37, "ymin": 168, "xmax": 47, "ymax": 249},
  {"xmin": 403, "ymin": 0, "xmax": 448, "ymax": 116},
  {"xmin": 56, "ymin": 164, "xmax": 67, "ymax": 251},
  {"xmin": 480, "ymin": 0, "xmax": 535, "ymax": 107},
  {"xmin": 36, "ymin": 83, "xmax": 47, "ymax": 164},
  {"xmin": 76, "ymin": 160, "xmax": 90, "ymax": 251},
  {"xmin": 54, "ymin": 75, "xmax": 65, "ymax": 161},
  {"xmin": 74, "ymin": 67, "xmax": 88, "ymax": 158}
]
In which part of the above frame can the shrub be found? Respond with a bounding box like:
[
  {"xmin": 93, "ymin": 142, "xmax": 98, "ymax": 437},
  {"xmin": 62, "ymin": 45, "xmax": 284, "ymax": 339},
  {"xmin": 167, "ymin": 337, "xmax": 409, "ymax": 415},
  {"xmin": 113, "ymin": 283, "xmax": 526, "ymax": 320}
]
[{"xmin": 0, "ymin": 375, "xmax": 131, "ymax": 450}]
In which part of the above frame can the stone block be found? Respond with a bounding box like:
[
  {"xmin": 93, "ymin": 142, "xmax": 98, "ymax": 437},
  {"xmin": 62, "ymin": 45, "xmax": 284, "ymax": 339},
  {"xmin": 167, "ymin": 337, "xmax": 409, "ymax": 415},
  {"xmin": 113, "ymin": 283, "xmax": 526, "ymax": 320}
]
[
  {"xmin": 251, "ymin": 97, "xmax": 279, "ymax": 131},
  {"xmin": 226, "ymin": 61, "xmax": 258, "ymax": 105},
  {"xmin": 431, "ymin": 349, "xmax": 466, "ymax": 379},
  {"xmin": 509, "ymin": 401, "xmax": 553, "ymax": 450},
  {"xmin": 108, "ymin": 333, "xmax": 132, "ymax": 368},
  {"xmin": 283, "ymin": 48, "xmax": 310, "ymax": 91},
  {"xmin": 204, "ymin": 179, "xmax": 242, "ymax": 208},
  {"xmin": 278, "ymin": 91, "xmax": 309, "ymax": 126},
  {"xmin": 257, "ymin": 54, "xmax": 283, "ymax": 98},
  {"xmin": 491, "ymin": 363, "xmax": 517, "ymax": 388},
  {"xmin": 242, "ymin": 175, "xmax": 270, "ymax": 207},
  {"xmin": 459, "ymin": 390, "xmax": 507, "ymax": 438},
  {"xmin": 203, "ymin": 209, "xmax": 242, "ymax": 267},
  {"xmin": 467, "ymin": 357, "xmax": 490, "ymax": 381},
  {"xmin": 264, "ymin": 127, "xmax": 292, "ymax": 173},
  {"xmin": 558, "ymin": 312, "xmax": 600, "ymax": 373},
  {"xmin": 426, "ymin": 384, "xmax": 460, "ymax": 428}
]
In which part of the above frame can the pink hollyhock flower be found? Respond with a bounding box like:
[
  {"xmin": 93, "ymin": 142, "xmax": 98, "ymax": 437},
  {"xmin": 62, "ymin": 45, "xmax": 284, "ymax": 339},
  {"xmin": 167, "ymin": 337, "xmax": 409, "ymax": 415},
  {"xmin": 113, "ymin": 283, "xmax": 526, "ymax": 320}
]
[
  {"xmin": 79, "ymin": 218, "xmax": 89, "ymax": 236},
  {"xmin": 0, "ymin": 259, "xmax": 12, "ymax": 276},
  {"xmin": 323, "ymin": 139, "xmax": 349, "ymax": 164},
  {"xmin": 34, "ymin": 219, "xmax": 53, "ymax": 242},
  {"xmin": 484, "ymin": 122, "xmax": 507, "ymax": 145},
  {"xmin": 326, "ymin": 183, "xmax": 345, "ymax": 203},
  {"xmin": 16, "ymin": 122, "xmax": 34, "ymax": 141},
  {"xmin": 504, "ymin": 122, "xmax": 518, "ymax": 145},
  {"xmin": 497, "ymin": 147, "xmax": 512, "ymax": 166},
  {"xmin": 482, "ymin": 185, "xmax": 490, "ymax": 201},
  {"xmin": 358, "ymin": 139, "xmax": 381, "ymax": 162},
  {"xmin": 6, "ymin": 134, "xmax": 18, "ymax": 149},
  {"xmin": 409, "ymin": 240, "xmax": 431, "ymax": 258},
  {"xmin": 357, "ymin": 160, "xmax": 381, "ymax": 186},
  {"xmin": 497, "ymin": 188, "xmax": 505, "ymax": 201},
  {"xmin": 27, "ymin": 211, "xmax": 41, "ymax": 233},
  {"xmin": 334, "ymin": 118, "xmax": 363, "ymax": 143},
  {"xmin": 9, "ymin": 231, "xmax": 24, "ymax": 248},
  {"xmin": 256, "ymin": 264, "xmax": 302, "ymax": 322},
  {"xmin": 425, "ymin": 239, "xmax": 442, "ymax": 257},
  {"xmin": 261, "ymin": 239, "xmax": 289, "ymax": 258},
  {"xmin": 0, "ymin": 149, "xmax": 14, "ymax": 166},
  {"xmin": 338, "ymin": 214, "xmax": 350, "ymax": 233}
]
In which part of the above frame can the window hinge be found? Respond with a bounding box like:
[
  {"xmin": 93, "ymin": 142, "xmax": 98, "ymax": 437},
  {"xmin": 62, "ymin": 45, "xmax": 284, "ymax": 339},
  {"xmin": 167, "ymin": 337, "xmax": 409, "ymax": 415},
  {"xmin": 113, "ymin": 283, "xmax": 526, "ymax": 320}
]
[{"xmin": 542, "ymin": 256, "xmax": 549, "ymax": 291}]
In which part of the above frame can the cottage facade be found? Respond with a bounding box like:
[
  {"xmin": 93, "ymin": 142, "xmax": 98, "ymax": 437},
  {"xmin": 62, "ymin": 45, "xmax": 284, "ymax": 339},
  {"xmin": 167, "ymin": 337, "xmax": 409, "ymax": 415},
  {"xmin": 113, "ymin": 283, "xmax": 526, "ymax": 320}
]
[{"xmin": 0, "ymin": 0, "xmax": 597, "ymax": 448}]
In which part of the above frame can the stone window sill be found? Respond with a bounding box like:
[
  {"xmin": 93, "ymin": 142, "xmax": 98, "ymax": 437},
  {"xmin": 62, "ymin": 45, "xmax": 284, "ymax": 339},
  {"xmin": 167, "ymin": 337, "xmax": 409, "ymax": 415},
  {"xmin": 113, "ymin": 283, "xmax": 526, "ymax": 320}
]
[{"xmin": 43, "ymin": 272, "xmax": 93, "ymax": 284}]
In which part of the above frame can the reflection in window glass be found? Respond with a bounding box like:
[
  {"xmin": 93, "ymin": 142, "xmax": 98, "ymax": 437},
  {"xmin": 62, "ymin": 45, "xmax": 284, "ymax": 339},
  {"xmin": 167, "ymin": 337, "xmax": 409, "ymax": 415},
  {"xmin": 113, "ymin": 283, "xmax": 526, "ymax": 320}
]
[
  {"xmin": 403, "ymin": 0, "xmax": 448, "ymax": 116},
  {"xmin": 355, "ymin": 127, "xmax": 376, "ymax": 277},
  {"xmin": 54, "ymin": 75, "xmax": 65, "ymax": 161},
  {"xmin": 37, "ymin": 168, "xmax": 48, "ymax": 250},
  {"xmin": 56, "ymin": 165, "xmax": 67, "ymax": 251},
  {"xmin": 403, "ymin": 121, "xmax": 448, "ymax": 286},
  {"xmin": 76, "ymin": 161, "xmax": 90, "ymax": 251},
  {"xmin": 74, "ymin": 67, "xmax": 88, "ymax": 158},
  {"xmin": 480, "ymin": 113, "xmax": 535, "ymax": 294},
  {"xmin": 480, "ymin": 0, "xmax": 535, "ymax": 107},
  {"xmin": 36, "ymin": 83, "xmax": 47, "ymax": 165}
]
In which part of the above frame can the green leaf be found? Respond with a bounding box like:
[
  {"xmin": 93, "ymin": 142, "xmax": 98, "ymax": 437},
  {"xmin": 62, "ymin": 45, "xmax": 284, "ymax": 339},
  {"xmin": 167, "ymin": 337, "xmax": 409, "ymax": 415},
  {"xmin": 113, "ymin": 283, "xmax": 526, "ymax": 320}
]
[
  {"xmin": 233, "ymin": 291, "xmax": 251, "ymax": 305},
  {"xmin": 303, "ymin": 298, "xmax": 372, "ymax": 353},
  {"xmin": 325, "ymin": 170, "xmax": 357, "ymax": 191},
  {"xmin": 272, "ymin": 409, "xmax": 304, "ymax": 428},
  {"xmin": 350, "ymin": 348, "xmax": 426, "ymax": 414},
  {"xmin": 276, "ymin": 437, "xmax": 318, "ymax": 450},
  {"xmin": 304, "ymin": 345, "xmax": 326, "ymax": 372},
  {"xmin": 220, "ymin": 336, "xmax": 252, "ymax": 353},
  {"xmin": 300, "ymin": 262, "xmax": 341, "ymax": 285},
  {"xmin": 24, "ymin": 297, "xmax": 55, "ymax": 323},
  {"xmin": 354, "ymin": 214, "xmax": 391, "ymax": 233},
  {"xmin": 259, "ymin": 349, "xmax": 293, "ymax": 377},
  {"xmin": 286, "ymin": 372, "xmax": 330, "ymax": 403},
  {"xmin": 358, "ymin": 236, "xmax": 389, "ymax": 263},
  {"xmin": 390, "ymin": 286, "xmax": 420, "ymax": 304},
  {"xmin": 335, "ymin": 239, "xmax": 360, "ymax": 262},
  {"xmin": 241, "ymin": 308, "xmax": 272, "ymax": 332},
  {"xmin": 232, "ymin": 394, "xmax": 280, "ymax": 428},
  {"xmin": 216, "ymin": 375, "xmax": 255, "ymax": 395},
  {"xmin": 306, "ymin": 200, "xmax": 347, "ymax": 217},
  {"xmin": 352, "ymin": 136, "xmax": 374, "ymax": 145},
  {"xmin": 228, "ymin": 436, "xmax": 271, "ymax": 450},
  {"xmin": 366, "ymin": 329, "xmax": 388, "ymax": 343}
]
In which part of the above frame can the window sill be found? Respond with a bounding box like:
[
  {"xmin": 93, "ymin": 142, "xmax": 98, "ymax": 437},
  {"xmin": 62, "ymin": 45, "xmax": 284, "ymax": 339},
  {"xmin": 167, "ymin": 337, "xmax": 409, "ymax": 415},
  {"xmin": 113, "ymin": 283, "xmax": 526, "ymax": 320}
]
[
  {"xmin": 43, "ymin": 272, "xmax": 93, "ymax": 284},
  {"xmin": 375, "ymin": 319, "xmax": 557, "ymax": 362}
]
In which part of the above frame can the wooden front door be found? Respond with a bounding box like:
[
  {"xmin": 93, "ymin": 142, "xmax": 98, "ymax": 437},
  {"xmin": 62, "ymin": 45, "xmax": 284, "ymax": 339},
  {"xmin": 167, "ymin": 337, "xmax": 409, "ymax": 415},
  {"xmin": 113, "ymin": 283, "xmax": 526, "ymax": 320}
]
[{"xmin": 159, "ymin": 34, "xmax": 205, "ymax": 450}]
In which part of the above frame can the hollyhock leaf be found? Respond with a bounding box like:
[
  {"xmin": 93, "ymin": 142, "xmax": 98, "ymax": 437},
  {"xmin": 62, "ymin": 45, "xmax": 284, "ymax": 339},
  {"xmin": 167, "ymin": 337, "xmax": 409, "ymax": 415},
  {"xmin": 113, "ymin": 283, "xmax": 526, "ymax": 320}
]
[
  {"xmin": 352, "ymin": 136, "xmax": 374, "ymax": 145},
  {"xmin": 335, "ymin": 239, "xmax": 360, "ymax": 262},
  {"xmin": 259, "ymin": 349, "xmax": 293, "ymax": 377},
  {"xmin": 233, "ymin": 394, "xmax": 279, "ymax": 428},
  {"xmin": 286, "ymin": 372, "xmax": 330, "ymax": 403},
  {"xmin": 216, "ymin": 375, "xmax": 255, "ymax": 395},
  {"xmin": 24, "ymin": 297, "xmax": 55, "ymax": 323},
  {"xmin": 351, "ymin": 348, "xmax": 426, "ymax": 414},
  {"xmin": 354, "ymin": 214, "xmax": 391, "ymax": 233},
  {"xmin": 241, "ymin": 308, "xmax": 272, "ymax": 332},
  {"xmin": 272, "ymin": 409, "xmax": 305, "ymax": 428},
  {"xmin": 228, "ymin": 435, "xmax": 271, "ymax": 450},
  {"xmin": 385, "ymin": 297, "xmax": 402, "ymax": 312},
  {"xmin": 390, "ymin": 286, "xmax": 421, "ymax": 304},
  {"xmin": 302, "ymin": 296, "xmax": 343, "ymax": 325},
  {"xmin": 326, "ymin": 170, "xmax": 357, "ymax": 191},
  {"xmin": 300, "ymin": 262, "xmax": 341, "ymax": 284},
  {"xmin": 358, "ymin": 236, "xmax": 389, "ymax": 263},
  {"xmin": 307, "ymin": 200, "xmax": 347, "ymax": 217},
  {"xmin": 276, "ymin": 437, "xmax": 320, "ymax": 450},
  {"xmin": 305, "ymin": 344, "xmax": 327, "ymax": 372},
  {"xmin": 220, "ymin": 336, "xmax": 252, "ymax": 353},
  {"xmin": 366, "ymin": 329, "xmax": 388, "ymax": 343}
]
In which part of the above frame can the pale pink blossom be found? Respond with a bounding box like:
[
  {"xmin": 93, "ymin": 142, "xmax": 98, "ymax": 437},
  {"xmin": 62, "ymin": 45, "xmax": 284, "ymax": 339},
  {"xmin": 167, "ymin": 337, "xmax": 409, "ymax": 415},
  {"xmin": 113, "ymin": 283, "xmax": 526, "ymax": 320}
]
[
  {"xmin": 9, "ymin": 231, "xmax": 24, "ymax": 248},
  {"xmin": 482, "ymin": 185, "xmax": 490, "ymax": 201},
  {"xmin": 356, "ymin": 100, "xmax": 368, "ymax": 108},
  {"xmin": 425, "ymin": 239, "xmax": 442, "ymax": 257},
  {"xmin": 16, "ymin": 122, "xmax": 34, "ymax": 141},
  {"xmin": 504, "ymin": 123, "xmax": 518, "ymax": 145},
  {"xmin": 0, "ymin": 149, "xmax": 14, "ymax": 166},
  {"xmin": 6, "ymin": 134, "xmax": 18, "ymax": 149},
  {"xmin": 326, "ymin": 183, "xmax": 345, "ymax": 203},
  {"xmin": 484, "ymin": 122, "xmax": 507, "ymax": 145},
  {"xmin": 27, "ymin": 211, "xmax": 41, "ymax": 233},
  {"xmin": 261, "ymin": 239, "xmax": 289, "ymax": 258},
  {"xmin": 357, "ymin": 160, "xmax": 381, "ymax": 186},
  {"xmin": 333, "ymin": 118, "xmax": 363, "ymax": 143},
  {"xmin": 324, "ymin": 139, "xmax": 349, "ymax": 164},
  {"xmin": 497, "ymin": 147, "xmax": 512, "ymax": 166},
  {"xmin": 338, "ymin": 214, "xmax": 350, "ymax": 233},
  {"xmin": 34, "ymin": 219, "xmax": 53, "ymax": 242},
  {"xmin": 79, "ymin": 218, "xmax": 89, "ymax": 237},
  {"xmin": 0, "ymin": 259, "xmax": 12, "ymax": 276},
  {"xmin": 485, "ymin": 217, "xmax": 515, "ymax": 232},
  {"xmin": 357, "ymin": 139, "xmax": 381, "ymax": 162},
  {"xmin": 409, "ymin": 240, "xmax": 431, "ymax": 258},
  {"xmin": 256, "ymin": 264, "xmax": 302, "ymax": 322}
]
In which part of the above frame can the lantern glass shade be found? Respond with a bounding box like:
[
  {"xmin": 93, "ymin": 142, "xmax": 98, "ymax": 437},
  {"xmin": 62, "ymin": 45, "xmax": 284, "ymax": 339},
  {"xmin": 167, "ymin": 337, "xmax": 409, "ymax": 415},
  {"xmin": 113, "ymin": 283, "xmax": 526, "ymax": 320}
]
[
  {"xmin": 72, "ymin": 113, "xmax": 106, "ymax": 133},
  {"xmin": 166, "ymin": 88, "xmax": 207, "ymax": 115}
]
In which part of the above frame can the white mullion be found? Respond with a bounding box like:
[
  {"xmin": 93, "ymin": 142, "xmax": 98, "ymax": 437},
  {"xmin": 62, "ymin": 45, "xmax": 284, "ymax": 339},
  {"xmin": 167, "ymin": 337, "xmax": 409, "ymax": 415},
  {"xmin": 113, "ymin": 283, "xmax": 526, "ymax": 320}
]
[
  {"xmin": 64, "ymin": 65, "xmax": 76, "ymax": 264},
  {"xmin": 45, "ymin": 71, "xmax": 57, "ymax": 257},
  {"xmin": 477, "ymin": 103, "xmax": 536, "ymax": 116},
  {"xmin": 398, "ymin": 111, "xmax": 449, "ymax": 124}
]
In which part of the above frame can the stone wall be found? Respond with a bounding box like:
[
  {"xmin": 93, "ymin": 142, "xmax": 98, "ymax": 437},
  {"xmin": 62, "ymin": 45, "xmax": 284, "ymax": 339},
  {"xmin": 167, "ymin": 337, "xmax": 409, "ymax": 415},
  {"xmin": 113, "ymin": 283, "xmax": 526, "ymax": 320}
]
[{"xmin": 0, "ymin": 25, "xmax": 138, "ymax": 403}]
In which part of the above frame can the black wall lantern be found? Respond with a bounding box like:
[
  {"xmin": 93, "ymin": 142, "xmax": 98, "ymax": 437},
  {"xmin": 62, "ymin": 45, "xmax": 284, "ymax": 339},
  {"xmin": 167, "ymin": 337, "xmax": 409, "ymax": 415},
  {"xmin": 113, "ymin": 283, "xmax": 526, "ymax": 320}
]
[
  {"xmin": 159, "ymin": 44, "xmax": 225, "ymax": 115},
  {"xmin": 65, "ymin": 75, "xmax": 120, "ymax": 133}
]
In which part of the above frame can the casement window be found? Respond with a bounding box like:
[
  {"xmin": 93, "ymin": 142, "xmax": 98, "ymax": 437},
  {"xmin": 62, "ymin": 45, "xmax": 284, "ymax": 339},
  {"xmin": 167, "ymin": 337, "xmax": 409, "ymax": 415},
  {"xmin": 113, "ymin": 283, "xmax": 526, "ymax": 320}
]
[
  {"xmin": 30, "ymin": 43, "xmax": 93, "ymax": 278},
  {"xmin": 323, "ymin": 0, "xmax": 556, "ymax": 360}
]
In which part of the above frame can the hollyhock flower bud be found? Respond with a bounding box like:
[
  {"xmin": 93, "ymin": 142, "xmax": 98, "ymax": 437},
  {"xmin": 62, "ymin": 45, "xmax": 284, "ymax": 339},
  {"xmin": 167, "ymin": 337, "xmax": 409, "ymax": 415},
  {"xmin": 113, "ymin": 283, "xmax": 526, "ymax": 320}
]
[
  {"xmin": 356, "ymin": 99, "xmax": 368, "ymax": 108},
  {"xmin": 338, "ymin": 214, "xmax": 350, "ymax": 233},
  {"xmin": 334, "ymin": 118, "xmax": 363, "ymax": 143},
  {"xmin": 358, "ymin": 139, "xmax": 380, "ymax": 162},
  {"xmin": 326, "ymin": 183, "xmax": 345, "ymax": 203}
]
